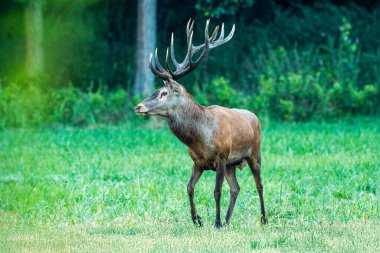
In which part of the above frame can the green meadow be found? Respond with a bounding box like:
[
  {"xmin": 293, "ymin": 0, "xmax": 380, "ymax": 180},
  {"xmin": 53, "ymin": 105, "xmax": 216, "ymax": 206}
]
[{"xmin": 1, "ymin": 117, "xmax": 380, "ymax": 252}]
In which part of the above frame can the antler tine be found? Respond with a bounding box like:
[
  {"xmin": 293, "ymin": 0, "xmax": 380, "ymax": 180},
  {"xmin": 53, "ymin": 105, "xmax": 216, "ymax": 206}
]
[
  {"xmin": 206, "ymin": 19, "xmax": 210, "ymax": 37},
  {"xmin": 165, "ymin": 47, "xmax": 176, "ymax": 76},
  {"xmin": 154, "ymin": 48, "xmax": 166, "ymax": 72},
  {"xmin": 170, "ymin": 33, "xmax": 180, "ymax": 68},
  {"xmin": 223, "ymin": 24, "xmax": 235, "ymax": 42},
  {"xmin": 210, "ymin": 25, "xmax": 219, "ymax": 42},
  {"xmin": 210, "ymin": 23, "xmax": 235, "ymax": 48},
  {"xmin": 148, "ymin": 53, "xmax": 155, "ymax": 73},
  {"xmin": 186, "ymin": 19, "xmax": 194, "ymax": 44},
  {"xmin": 188, "ymin": 29, "xmax": 196, "ymax": 67},
  {"xmin": 174, "ymin": 31, "xmax": 193, "ymax": 79},
  {"xmin": 219, "ymin": 23, "xmax": 225, "ymax": 40},
  {"xmin": 186, "ymin": 19, "xmax": 191, "ymax": 36},
  {"xmin": 183, "ymin": 30, "xmax": 194, "ymax": 66},
  {"xmin": 149, "ymin": 52, "xmax": 170, "ymax": 80}
]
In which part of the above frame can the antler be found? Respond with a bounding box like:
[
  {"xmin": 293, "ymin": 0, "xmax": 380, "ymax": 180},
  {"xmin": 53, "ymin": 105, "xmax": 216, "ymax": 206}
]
[{"xmin": 149, "ymin": 19, "xmax": 235, "ymax": 81}]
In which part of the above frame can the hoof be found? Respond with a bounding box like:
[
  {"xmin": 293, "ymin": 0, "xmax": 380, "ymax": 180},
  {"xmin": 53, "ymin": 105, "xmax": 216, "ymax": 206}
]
[
  {"xmin": 192, "ymin": 215, "xmax": 203, "ymax": 227},
  {"xmin": 214, "ymin": 221, "xmax": 223, "ymax": 229},
  {"xmin": 261, "ymin": 216, "xmax": 268, "ymax": 225}
]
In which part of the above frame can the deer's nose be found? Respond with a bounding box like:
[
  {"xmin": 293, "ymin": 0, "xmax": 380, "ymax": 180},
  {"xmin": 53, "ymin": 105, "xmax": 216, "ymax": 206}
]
[
  {"xmin": 135, "ymin": 105, "xmax": 142, "ymax": 112},
  {"xmin": 135, "ymin": 103, "xmax": 148, "ymax": 114}
]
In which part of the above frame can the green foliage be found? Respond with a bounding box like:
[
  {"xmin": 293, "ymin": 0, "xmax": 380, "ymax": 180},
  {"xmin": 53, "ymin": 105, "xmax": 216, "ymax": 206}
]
[
  {"xmin": 53, "ymin": 86, "xmax": 130, "ymax": 125},
  {"xmin": 245, "ymin": 17, "xmax": 378, "ymax": 121},
  {"xmin": 0, "ymin": 82, "xmax": 52, "ymax": 128},
  {"xmin": 195, "ymin": 77, "xmax": 243, "ymax": 108},
  {"xmin": 254, "ymin": 73, "xmax": 326, "ymax": 121},
  {"xmin": 195, "ymin": 49, "xmax": 378, "ymax": 121},
  {"xmin": 195, "ymin": 0, "xmax": 255, "ymax": 18},
  {"xmin": 328, "ymin": 83, "xmax": 378, "ymax": 116},
  {"xmin": 0, "ymin": 82, "xmax": 133, "ymax": 127}
]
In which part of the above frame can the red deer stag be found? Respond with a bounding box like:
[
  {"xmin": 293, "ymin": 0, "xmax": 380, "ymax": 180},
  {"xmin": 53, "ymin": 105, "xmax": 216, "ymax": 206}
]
[{"xmin": 135, "ymin": 19, "xmax": 267, "ymax": 228}]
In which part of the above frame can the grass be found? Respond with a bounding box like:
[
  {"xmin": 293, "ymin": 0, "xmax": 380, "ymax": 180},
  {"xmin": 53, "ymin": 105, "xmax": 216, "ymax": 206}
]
[{"xmin": 1, "ymin": 117, "xmax": 380, "ymax": 252}]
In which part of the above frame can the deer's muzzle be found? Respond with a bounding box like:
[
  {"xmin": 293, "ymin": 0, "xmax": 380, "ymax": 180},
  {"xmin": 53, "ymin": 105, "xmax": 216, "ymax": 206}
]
[{"xmin": 135, "ymin": 103, "xmax": 149, "ymax": 115}]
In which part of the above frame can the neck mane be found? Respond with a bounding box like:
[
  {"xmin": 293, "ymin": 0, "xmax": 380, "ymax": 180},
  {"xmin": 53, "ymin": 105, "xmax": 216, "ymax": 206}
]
[{"xmin": 167, "ymin": 91, "xmax": 206, "ymax": 147}]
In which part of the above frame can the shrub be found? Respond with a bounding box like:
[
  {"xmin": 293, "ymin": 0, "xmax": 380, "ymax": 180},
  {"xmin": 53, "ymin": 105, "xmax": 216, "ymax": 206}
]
[
  {"xmin": 195, "ymin": 77, "xmax": 244, "ymax": 108},
  {"xmin": 52, "ymin": 86, "xmax": 130, "ymax": 126},
  {"xmin": 0, "ymin": 82, "xmax": 53, "ymax": 128},
  {"xmin": 328, "ymin": 83, "xmax": 378, "ymax": 116},
  {"xmin": 254, "ymin": 72, "xmax": 326, "ymax": 121},
  {"xmin": 0, "ymin": 81, "xmax": 133, "ymax": 128}
]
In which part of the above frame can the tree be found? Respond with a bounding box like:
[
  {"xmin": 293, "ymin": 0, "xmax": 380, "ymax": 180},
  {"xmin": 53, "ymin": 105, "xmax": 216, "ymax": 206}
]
[
  {"xmin": 25, "ymin": 0, "xmax": 44, "ymax": 77},
  {"xmin": 133, "ymin": 0, "xmax": 157, "ymax": 96}
]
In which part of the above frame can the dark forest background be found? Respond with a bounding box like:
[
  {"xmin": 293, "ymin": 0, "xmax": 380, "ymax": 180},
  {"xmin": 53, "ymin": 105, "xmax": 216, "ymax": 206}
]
[{"xmin": 0, "ymin": 0, "xmax": 379, "ymax": 127}]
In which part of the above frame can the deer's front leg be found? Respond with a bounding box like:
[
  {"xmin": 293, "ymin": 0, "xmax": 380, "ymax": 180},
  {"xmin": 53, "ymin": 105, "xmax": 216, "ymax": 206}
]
[
  {"xmin": 187, "ymin": 165, "xmax": 203, "ymax": 226},
  {"xmin": 214, "ymin": 161, "xmax": 226, "ymax": 228}
]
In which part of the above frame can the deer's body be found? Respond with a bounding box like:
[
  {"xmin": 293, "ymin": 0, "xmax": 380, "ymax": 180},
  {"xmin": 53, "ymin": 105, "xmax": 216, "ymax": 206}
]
[
  {"xmin": 135, "ymin": 19, "xmax": 267, "ymax": 227},
  {"xmin": 167, "ymin": 91, "xmax": 260, "ymax": 170}
]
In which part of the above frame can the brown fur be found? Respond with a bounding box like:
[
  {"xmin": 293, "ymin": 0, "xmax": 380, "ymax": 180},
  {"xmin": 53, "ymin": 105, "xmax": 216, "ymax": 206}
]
[{"xmin": 166, "ymin": 84, "xmax": 261, "ymax": 169}]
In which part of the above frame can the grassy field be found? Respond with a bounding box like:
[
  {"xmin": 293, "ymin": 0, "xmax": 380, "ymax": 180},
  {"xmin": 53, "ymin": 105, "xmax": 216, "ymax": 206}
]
[{"xmin": 1, "ymin": 117, "xmax": 380, "ymax": 252}]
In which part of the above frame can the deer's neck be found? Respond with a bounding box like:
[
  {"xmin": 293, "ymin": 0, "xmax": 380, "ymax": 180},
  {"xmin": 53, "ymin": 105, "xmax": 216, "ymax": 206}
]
[{"xmin": 167, "ymin": 98, "xmax": 212, "ymax": 147}]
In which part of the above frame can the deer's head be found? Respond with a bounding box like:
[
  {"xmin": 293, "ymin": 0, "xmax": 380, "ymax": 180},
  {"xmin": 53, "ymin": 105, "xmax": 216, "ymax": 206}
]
[{"xmin": 135, "ymin": 19, "xmax": 235, "ymax": 119}]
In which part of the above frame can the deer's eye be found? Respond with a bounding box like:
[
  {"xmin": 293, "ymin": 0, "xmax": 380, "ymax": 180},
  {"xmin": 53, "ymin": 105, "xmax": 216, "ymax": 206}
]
[{"xmin": 160, "ymin": 91, "xmax": 168, "ymax": 98}]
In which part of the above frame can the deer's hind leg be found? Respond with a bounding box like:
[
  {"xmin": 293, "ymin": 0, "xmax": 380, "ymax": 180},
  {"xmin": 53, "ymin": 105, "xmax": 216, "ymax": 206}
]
[
  {"xmin": 247, "ymin": 152, "xmax": 267, "ymax": 224},
  {"xmin": 225, "ymin": 165, "xmax": 240, "ymax": 225}
]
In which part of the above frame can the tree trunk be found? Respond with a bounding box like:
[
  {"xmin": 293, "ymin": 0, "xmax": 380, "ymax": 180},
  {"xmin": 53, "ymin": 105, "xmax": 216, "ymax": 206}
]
[
  {"xmin": 133, "ymin": 0, "xmax": 157, "ymax": 96},
  {"xmin": 25, "ymin": 0, "xmax": 44, "ymax": 77}
]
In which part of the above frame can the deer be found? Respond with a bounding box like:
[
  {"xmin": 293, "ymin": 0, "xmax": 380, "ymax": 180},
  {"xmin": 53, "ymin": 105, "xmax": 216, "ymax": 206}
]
[{"xmin": 134, "ymin": 19, "xmax": 267, "ymax": 228}]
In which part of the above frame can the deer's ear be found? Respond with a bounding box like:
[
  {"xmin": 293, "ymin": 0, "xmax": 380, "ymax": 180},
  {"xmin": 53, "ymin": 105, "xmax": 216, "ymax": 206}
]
[
  {"xmin": 163, "ymin": 80, "xmax": 177, "ymax": 93},
  {"xmin": 166, "ymin": 80, "xmax": 182, "ymax": 95},
  {"xmin": 170, "ymin": 81, "xmax": 182, "ymax": 95},
  {"xmin": 163, "ymin": 81, "xmax": 171, "ymax": 88}
]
